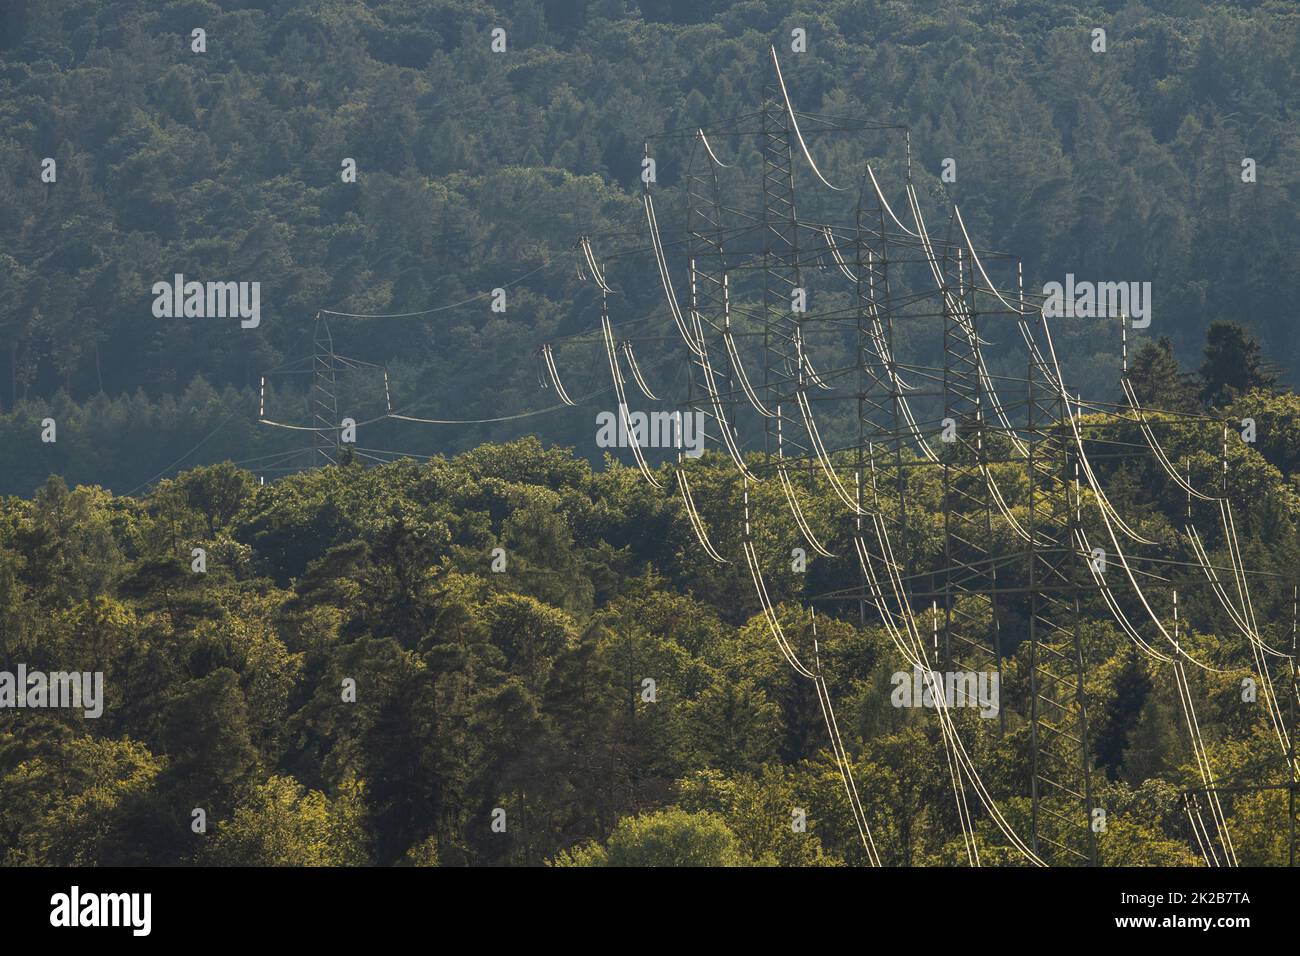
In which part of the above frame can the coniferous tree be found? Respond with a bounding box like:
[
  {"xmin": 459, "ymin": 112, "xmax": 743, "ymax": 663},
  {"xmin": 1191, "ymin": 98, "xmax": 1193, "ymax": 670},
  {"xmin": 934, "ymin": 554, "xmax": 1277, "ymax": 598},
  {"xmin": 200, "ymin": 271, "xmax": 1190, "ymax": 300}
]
[
  {"xmin": 1127, "ymin": 337, "xmax": 1197, "ymax": 411},
  {"xmin": 1199, "ymin": 320, "xmax": 1277, "ymax": 407}
]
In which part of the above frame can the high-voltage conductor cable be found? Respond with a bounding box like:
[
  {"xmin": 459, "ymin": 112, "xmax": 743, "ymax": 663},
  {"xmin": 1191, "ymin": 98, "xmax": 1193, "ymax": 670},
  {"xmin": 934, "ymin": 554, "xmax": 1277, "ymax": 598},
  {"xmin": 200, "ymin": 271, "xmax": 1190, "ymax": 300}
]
[
  {"xmin": 1015, "ymin": 308, "xmax": 1157, "ymax": 546},
  {"xmin": 1120, "ymin": 376, "xmax": 1217, "ymax": 502},
  {"xmin": 885, "ymin": 556, "xmax": 1044, "ymax": 864},
  {"xmin": 821, "ymin": 226, "xmax": 907, "ymax": 388},
  {"xmin": 620, "ymin": 341, "xmax": 659, "ymax": 401},
  {"xmin": 1076, "ymin": 527, "xmax": 1174, "ymax": 662},
  {"xmin": 540, "ymin": 344, "xmax": 577, "ymax": 405},
  {"xmin": 931, "ymin": 603, "xmax": 981, "ymax": 866},
  {"xmin": 847, "ymin": 463, "xmax": 1044, "ymax": 865},
  {"xmin": 951, "ymin": 205, "xmax": 1036, "ymax": 320},
  {"xmin": 1082, "ymin": 516, "xmax": 1236, "ymax": 848},
  {"xmin": 1186, "ymin": 524, "xmax": 1264, "ymax": 645},
  {"xmin": 1184, "ymin": 792, "xmax": 1222, "ymax": 867},
  {"xmin": 864, "ymin": 165, "xmax": 922, "ymax": 239},
  {"xmin": 910, "ymin": 190, "xmax": 1029, "ymax": 458},
  {"xmin": 642, "ymin": 192, "xmax": 705, "ymax": 358},
  {"xmin": 718, "ymin": 272, "xmax": 777, "ymax": 418},
  {"xmin": 914, "ymin": 198, "xmax": 1022, "ymax": 451},
  {"xmin": 1043, "ymin": 316, "xmax": 1233, "ymax": 672},
  {"xmin": 776, "ymin": 405, "xmax": 836, "ymax": 557},
  {"xmin": 1041, "ymin": 311, "xmax": 1239, "ymax": 856},
  {"xmin": 579, "ymin": 237, "xmax": 614, "ymax": 293},
  {"xmin": 260, "ymin": 412, "xmax": 390, "ymax": 431},
  {"xmin": 810, "ymin": 608, "xmax": 882, "ymax": 864},
  {"xmin": 740, "ymin": 481, "xmax": 816, "ymax": 679},
  {"xmin": 768, "ymin": 47, "xmax": 845, "ymax": 192},
  {"xmin": 696, "ymin": 128, "xmax": 731, "ymax": 167},
  {"xmin": 1219, "ymin": 499, "xmax": 1290, "ymax": 657},
  {"xmin": 1013, "ymin": 261, "xmax": 1057, "ymax": 380},
  {"xmin": 1024, "ymin": 329, "xmax": 1227, "ymax": 671},
  {"xmin": 802, "ymin": 348, "xmax": 834, "ymax": 390},
  {"xmin": 855, "ymin": 246, "xmax": 939, "ymax": 461},
  {"xmin": 860, "ymin": 507, "xmax": 1045, "ymax": 865},
  {"xmin": 1173, "ymin": 592, "xmax": 1239, "ymax": 866},
  {"xmin": 907, "ymin": 197, "xmax": 1034, "ymax": 528},
  {"xmin": 686, "ymin": 291, "xmax": 758, "ymax": 480},
  {"xmin": 674, "ymin": 452, "xmax": 728, "ymax": 564},
  {"xmin": 387, "ymin": 389, "xmax": 610, "ymax": 425},
  {"xmin": 1187, "ymin": 516, "xmax": 1294, "ymax": 691},
  {"xmin": 599, "ymin": 291, "xmax": 661, "ymax": 488},
  {"xmin": 966, "ymin": 308, "xmax": 1221, "ymax": 858},
  {"xmin": 821, "ymin": 225, "xmax": 859, "ymax": 283},
  {"xmin": 848, "ymin": 531, "xmax": 985, "ymax": 864},
  {"xmin": 1215, "ymin": 500, "xmax": 1293, "ymax": 756},
  {"xmin": 1046, "ymin": 371, "xmax": 1158, "ymax": 546},
  {"xmin": 795, "ymin": 388, "xmax": 864, "ymax": 514},
  {"xmin": 695, "ymin": 349, "xmax": 756, "ymax": 477}
]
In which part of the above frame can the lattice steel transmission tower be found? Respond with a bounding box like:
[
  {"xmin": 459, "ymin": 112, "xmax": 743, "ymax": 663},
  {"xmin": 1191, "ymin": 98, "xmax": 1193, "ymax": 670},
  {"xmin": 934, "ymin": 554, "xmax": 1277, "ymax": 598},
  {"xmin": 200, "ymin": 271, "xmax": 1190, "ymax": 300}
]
[
  {"xmin": 544, "ymin": 45, "xmax": 1291, "ymax": 865},
  {"xmin": 311, "ymin": 314, "xmax": 341, "ymax": 466},
  {"xmin": 257, "ymin": 312, "xmax": 390, "ymax": 473}
]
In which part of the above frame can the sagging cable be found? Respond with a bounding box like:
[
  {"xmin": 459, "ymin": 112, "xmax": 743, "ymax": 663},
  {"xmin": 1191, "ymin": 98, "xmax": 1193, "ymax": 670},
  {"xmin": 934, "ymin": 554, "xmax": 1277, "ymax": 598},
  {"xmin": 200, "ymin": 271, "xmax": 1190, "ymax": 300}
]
[
  {"xmin": 769, "ymin": 47, "xmax": 845, "ymax": 192},
  {"xmin": 622, "ymin": 341, "xmax": 659, "ymax": 401},
  {"xmin": 675, "ymin": 462, "xmax": 728, "ymax": 563},
  {"xmin": 541, "ymin": 345, "xmax": 577, "ymax": 406}
]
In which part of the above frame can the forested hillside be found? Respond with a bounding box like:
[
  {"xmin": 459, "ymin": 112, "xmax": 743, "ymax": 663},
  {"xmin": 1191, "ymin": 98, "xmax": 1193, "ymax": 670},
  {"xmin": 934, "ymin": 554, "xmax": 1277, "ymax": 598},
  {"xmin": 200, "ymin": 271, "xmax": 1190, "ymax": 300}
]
[
  {"xmin": 2, "ymin": 0, "xmax": 1299, "ymax": 496},
  {"xmin": 2, "ymin": 324, "xmax": 1300, "ymax": 864}
]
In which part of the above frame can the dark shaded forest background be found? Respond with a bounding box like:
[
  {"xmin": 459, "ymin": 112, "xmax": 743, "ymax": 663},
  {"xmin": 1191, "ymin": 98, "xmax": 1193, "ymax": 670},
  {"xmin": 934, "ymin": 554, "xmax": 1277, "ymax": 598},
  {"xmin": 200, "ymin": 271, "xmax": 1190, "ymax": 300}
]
[
  {"xmin": 2, "ymin": 0, "xmax": 1298, "ymax": 495},
  {"xmin": 3, "ymin": 0, "xmax": 1300, "ymax": 866}
]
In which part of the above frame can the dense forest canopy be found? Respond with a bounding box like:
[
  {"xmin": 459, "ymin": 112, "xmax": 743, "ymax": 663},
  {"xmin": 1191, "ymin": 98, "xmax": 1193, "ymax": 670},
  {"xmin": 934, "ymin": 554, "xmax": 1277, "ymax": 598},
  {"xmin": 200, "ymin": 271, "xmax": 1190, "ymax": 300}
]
[
  {"xmin": 2, "ymin": 0, "xmax": 1300, "ymax": 869},
  {"xmin": 2, "ymin": 0, "xmax": 1299, "ymax": 496},
  {"xmin": 2, "ymin": 358, "xmax": 1300, "ymax": 865}
]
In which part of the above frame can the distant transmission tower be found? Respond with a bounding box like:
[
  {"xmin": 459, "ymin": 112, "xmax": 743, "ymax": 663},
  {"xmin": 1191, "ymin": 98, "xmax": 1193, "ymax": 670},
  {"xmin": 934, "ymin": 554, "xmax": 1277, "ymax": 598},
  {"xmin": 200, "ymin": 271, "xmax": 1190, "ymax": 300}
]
[
  {"xmin": 311, "ymin": 315, "xmax": 340, "ymax": 466},
  {"xmin": 258, "ymin": 312, "xmax": 389, "ymax": 472}
]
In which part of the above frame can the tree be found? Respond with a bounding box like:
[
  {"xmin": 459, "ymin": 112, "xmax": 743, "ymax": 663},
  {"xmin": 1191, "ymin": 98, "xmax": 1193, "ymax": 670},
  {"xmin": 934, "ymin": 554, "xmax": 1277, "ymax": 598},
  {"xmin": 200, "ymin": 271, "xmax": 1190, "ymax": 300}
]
[
  {"xmin": 157, "ymin": 668, "xmax": 260, "ymax": 821},
  {"xmin": 687, "ymin": 678, "xmax": 782, "ymax": 773},
  {"xmin": 1229, "ymin": 389, "xmax": 1300, "ymax": 477},
  {"xmin": 0, "ymin": 730, "xmax": 163, "ymax": 866},
  {"xmin": 677, "ymin": 766, "xmax": 843, "ymax": 866},
  {"xmin": 162, "ymin": 463, "xmax": 255, "ymax": 537},
  {"xmin": 203, "ymin": 775, "xmax": 369, "ymax": 866},
  {"xmin": 482, "ymin": 592, "xmax": 576, "ymax": 683},
  {"xmin": 550, "ymin": 808, "xmax": 749, "ymax": 866},
  {"xmin": 1128, "ymin": 337, "xmax": 1197, "ymax": 411},
  {"xmin": 1199, "ymin": 320, "xmax": 1276, "ymax": 407}
]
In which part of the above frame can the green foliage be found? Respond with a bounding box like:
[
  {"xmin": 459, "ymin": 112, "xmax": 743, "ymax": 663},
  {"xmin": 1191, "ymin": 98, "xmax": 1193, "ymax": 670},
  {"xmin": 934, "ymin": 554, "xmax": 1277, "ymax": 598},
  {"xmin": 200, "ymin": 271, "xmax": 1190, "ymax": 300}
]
[
  {"xmin": 1128, "ymin": 337, "xmax": 1197, "ymax": 412},
  {"xmin": 1199, "ymin": 321, "xmax": 1277, "ymax": 407},
  {"xmin": 203, "ymin": 774, "xmax": 368, "ymax": 866},
  {"xmin": 0, "ymin": 728, "xmax": 163, "ymax": 866},
  {"xmin": 551, "ymin": 807, "xmax": 749, "ymax": 867},
  {"xmin": 1, "ymin": 408, "xmax": 1299, "ymax": 864},
  {"xmin": 8, "ymin": 0, "xmax": 1300, "ymax": 869},
  {"xmin": 2, "ymin": 2, "xmax": 1299, "ymax": 494}
]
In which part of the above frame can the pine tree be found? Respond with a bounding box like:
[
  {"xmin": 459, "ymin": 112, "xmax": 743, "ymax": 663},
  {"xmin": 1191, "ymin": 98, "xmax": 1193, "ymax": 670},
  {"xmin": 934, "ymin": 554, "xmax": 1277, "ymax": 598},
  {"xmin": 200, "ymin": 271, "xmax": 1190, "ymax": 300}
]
[
  {"xmin": 1128, "ymin": 337, "xmax": 1197, "ymax": 411},
  {"xmin": 1199, "ymin": 320, "xmax": 1277, "ymax": 407}
]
